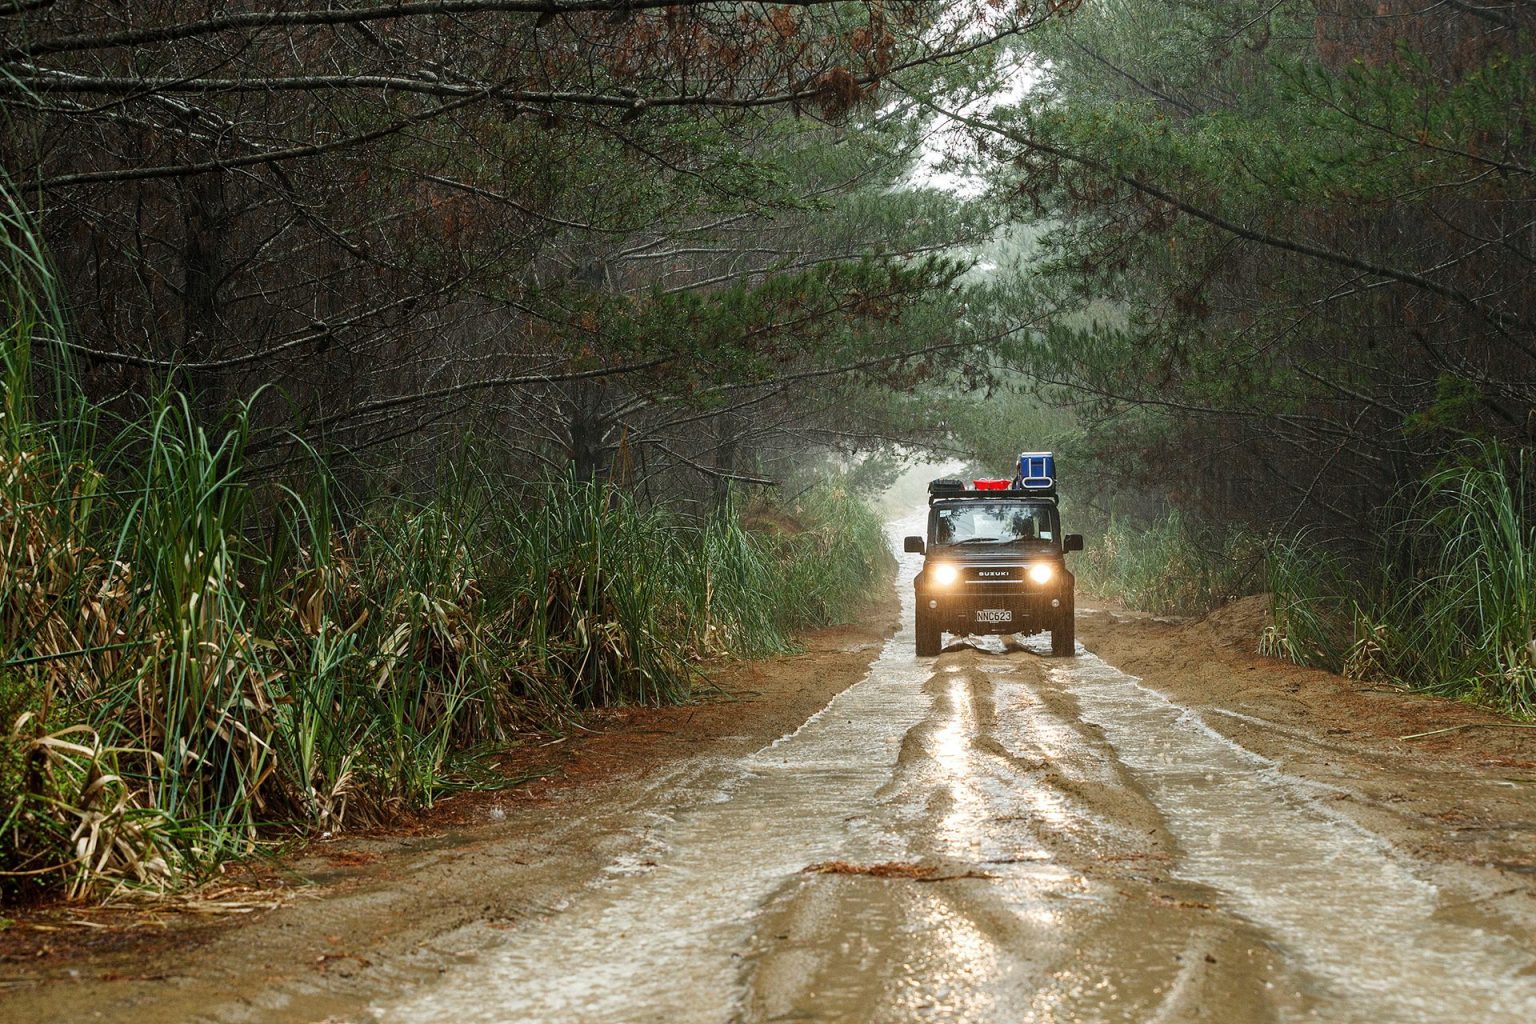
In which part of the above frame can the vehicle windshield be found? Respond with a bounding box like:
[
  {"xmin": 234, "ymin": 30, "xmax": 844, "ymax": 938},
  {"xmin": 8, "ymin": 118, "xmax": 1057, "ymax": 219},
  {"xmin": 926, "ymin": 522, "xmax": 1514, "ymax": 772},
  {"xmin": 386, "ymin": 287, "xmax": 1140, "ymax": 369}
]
[{"xmin": 932, "ymin": 502, "xmax": 1056, "ymax": 547}]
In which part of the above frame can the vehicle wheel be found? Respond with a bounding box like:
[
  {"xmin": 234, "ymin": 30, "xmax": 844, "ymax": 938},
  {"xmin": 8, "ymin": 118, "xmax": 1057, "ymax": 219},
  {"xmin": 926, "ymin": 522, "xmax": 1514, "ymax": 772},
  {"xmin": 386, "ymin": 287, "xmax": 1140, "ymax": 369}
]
[
  {"xmin": 916, "ymin": 608, "xmax": 942, "ymax": 657},
  {"xmin": 1051, "ymin": 598, "xmax": 1076, "ymax": 657}
]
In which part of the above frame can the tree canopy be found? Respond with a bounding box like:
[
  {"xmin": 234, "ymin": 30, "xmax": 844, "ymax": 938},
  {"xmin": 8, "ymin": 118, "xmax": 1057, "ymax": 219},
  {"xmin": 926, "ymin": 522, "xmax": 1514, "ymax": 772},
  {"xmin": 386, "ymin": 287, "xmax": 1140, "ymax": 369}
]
[
  {"xmin": 936, "ymin": 0, "xmax": 1536, "ymax": 538},
  {"xmin": 3, "ymin": 1, "xmax": 1076, "ymax": 492}
]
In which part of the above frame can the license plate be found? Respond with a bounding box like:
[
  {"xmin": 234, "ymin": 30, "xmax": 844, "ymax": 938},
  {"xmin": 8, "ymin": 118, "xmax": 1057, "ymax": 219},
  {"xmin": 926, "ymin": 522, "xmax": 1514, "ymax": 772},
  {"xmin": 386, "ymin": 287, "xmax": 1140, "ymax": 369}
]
[{"xmin": 975, "ymin": 608, "xmax": 1012, "ymax": 624}]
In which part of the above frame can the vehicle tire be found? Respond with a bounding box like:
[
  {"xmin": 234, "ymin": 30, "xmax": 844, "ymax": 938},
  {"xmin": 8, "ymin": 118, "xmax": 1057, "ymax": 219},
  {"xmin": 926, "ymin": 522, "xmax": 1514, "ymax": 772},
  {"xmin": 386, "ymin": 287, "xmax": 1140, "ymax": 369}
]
[
  {"xmin": 915, "ymin": 608, "xmax": 942, "ymax": 657},
  {"xmin": 1051, "ymin": 598, "xmax": 1076, "ymax": 657}
]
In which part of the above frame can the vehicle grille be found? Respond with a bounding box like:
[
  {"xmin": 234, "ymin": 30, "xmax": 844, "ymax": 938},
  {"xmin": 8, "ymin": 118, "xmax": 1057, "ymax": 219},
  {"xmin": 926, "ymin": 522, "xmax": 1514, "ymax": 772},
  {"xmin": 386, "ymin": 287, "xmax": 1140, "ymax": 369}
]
[{"xmin": 962, "ymin": 566, "xmax": 1026, "ymax": 584}]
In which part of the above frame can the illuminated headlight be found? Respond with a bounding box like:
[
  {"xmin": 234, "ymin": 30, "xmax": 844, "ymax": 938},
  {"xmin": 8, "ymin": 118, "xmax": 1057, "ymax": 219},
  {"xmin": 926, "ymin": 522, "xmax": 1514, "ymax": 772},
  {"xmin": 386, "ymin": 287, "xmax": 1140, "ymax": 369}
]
[
  {"xmin": 1027, "ymin": 563, "xmax": 1055, "ymax": 585},
  {"xmin": 932, "ymin": 563, "xmax": 959, "ymax": 586}
]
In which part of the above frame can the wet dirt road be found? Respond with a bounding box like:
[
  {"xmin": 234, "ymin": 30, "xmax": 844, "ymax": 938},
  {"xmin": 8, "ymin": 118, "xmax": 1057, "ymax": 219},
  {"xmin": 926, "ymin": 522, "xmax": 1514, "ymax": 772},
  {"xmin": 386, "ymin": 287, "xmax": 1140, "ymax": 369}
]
[{"xmin": 366, "ymin": 518, "xmax": 1536, "ymax": 1024}]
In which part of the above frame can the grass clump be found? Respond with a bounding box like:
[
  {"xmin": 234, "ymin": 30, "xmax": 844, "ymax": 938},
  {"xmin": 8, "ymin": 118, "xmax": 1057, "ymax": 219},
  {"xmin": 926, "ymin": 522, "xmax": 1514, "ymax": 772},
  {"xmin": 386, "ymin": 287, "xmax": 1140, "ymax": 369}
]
[
  {"xmin": 1, "ymin": 413, "xmax": 892, "ymax": 903},
  {"xmin": 1, "ymin": 427, "xmax": 892, "ymax": 903},
  {"xmin": 1264, "ymin": 442, "xmax": 1536, "ymax": 717},
  {"xmin": 1069, "ymin": 505, "xmax": 1264, "ymax": 617},
  {"xmin": 741, "ymin": 486, "xmax": 892, "ymax": 639}
]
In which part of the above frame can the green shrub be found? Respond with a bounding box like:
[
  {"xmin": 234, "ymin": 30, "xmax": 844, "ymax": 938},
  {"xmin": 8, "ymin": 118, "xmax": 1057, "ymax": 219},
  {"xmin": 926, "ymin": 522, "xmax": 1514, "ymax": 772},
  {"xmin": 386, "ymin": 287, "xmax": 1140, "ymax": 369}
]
[
  {"xmin": 1069, "ymin": 506, "xmax": 1264, "ymax": 616},
  {"xmin": 1265, "ymin": 442, "xmax": 1536, "ymax": 716}
]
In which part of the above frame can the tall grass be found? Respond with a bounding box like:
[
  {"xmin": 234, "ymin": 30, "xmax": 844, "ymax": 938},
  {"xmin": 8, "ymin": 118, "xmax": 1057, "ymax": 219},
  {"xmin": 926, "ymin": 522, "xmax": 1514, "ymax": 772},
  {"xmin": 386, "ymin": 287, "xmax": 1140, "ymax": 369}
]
[
  {"xmin": 739, "ymin": 487, "xmax": 892, "ymax": 639},
  {"xmin": 2, "ymin": 431, "xmax": 891, "ymax": 902},
  {"xmin": 1, "ymin": 192, "xmax": 893, "ymax": 903},
  {"xmin": 1069, "ymin": 505, "xmax": 1265, "ymax": 616},
  {"xmin": 1265, "ymin": 443, "xmax": 1536, "ymax": 716}
]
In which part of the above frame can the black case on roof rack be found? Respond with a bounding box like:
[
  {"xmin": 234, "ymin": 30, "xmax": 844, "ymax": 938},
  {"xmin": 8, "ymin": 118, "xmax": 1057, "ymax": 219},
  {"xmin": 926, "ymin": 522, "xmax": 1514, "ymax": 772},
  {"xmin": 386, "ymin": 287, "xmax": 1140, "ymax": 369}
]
[{"xmin": 927, "ymin": 478, "xmax": 967, "ymax": 500}]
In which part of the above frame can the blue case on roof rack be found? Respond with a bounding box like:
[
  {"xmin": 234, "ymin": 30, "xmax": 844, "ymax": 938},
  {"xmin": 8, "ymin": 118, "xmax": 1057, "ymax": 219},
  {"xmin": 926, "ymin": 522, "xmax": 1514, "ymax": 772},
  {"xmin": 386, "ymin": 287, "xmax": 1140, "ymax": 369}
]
[{"xmin": 1014, "ymin": 452, "xmax": 1056, "ymax": 492}]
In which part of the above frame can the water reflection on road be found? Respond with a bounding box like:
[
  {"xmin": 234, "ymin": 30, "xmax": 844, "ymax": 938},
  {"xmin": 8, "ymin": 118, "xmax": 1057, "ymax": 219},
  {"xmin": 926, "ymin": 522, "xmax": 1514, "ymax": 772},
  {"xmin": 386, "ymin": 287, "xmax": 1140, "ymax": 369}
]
[{"xmin": 373, "ymin": 517, "xmax": 1536, "ymax": 1023}]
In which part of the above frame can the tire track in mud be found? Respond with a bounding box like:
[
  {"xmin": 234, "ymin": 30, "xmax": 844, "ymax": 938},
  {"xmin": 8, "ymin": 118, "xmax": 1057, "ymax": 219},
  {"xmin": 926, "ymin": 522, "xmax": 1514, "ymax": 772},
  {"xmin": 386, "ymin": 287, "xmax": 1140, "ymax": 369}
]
[
  {"xmin": 1048, "ymin": 655, "xmax": 1536, "ymax": 1023},
  {"xmin": 743, "ymin": 649, "xmax": 1307, "ymax": 1024},
  {"xmin": 372, "ymin": 618, "xmax": 936, "ymax": 1024}
]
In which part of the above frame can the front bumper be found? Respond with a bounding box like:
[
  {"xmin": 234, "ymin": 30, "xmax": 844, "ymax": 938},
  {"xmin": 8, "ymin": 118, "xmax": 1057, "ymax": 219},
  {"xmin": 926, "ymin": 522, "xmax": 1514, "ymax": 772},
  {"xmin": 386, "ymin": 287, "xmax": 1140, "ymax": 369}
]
[{"xmin": 914, "ymin": 588, "xmax": 1067, "ymax": 636}]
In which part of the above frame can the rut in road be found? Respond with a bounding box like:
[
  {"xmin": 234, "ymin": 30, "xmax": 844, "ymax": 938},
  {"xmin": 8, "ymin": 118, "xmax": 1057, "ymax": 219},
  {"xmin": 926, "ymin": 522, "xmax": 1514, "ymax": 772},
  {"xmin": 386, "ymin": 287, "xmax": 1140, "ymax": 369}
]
[{"xmin": 373, "ymin": 521, "xmax": 1536, "ymax": 1024}]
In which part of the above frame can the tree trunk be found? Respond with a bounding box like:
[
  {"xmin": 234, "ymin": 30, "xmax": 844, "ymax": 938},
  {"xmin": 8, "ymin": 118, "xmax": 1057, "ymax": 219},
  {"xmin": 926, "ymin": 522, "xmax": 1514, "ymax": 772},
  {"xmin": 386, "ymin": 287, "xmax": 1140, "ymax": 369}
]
[{"xmin": 179, "ymin": 171, "xmax": 229, "ymax": 423}]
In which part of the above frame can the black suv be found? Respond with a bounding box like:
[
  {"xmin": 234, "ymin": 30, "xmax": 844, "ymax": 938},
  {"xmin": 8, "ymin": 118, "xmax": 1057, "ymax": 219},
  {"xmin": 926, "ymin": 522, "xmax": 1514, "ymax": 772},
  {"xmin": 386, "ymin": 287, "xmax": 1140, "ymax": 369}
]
[{"xmin": 903, "ymin": 476, "xmax": 1083, "ymax": 657}]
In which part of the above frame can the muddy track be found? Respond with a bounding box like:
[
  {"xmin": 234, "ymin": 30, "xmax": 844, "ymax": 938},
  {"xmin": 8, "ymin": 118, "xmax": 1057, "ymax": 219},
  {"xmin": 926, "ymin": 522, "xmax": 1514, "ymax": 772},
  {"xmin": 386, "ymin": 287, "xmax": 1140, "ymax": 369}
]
[{"xmin": 5, "ymin": 520, "xmax": 1536, "ymax": 1023}]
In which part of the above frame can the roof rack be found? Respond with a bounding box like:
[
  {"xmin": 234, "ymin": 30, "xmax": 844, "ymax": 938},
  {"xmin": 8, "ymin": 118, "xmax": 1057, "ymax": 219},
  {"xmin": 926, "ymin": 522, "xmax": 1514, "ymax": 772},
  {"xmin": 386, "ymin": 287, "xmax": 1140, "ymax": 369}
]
[
  {"xmin": 927, "ymin": 453, "xmax": 1060, "ymax": 503},
  {"xmin": 927, "ymin": 473, "xmax": 1060, "ymax": 504}
]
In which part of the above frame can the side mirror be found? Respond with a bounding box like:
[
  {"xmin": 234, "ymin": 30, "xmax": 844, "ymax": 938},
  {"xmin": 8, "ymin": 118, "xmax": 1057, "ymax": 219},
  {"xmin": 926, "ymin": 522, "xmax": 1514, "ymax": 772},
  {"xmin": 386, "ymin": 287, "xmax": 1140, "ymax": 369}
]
[
  {"xmin": 1063, "ymin": 534, "xmax": 1084, "ymax": 553},
  {"xmin": 903, "ymin": 536, "xmax": 925, "ymax": 555}
]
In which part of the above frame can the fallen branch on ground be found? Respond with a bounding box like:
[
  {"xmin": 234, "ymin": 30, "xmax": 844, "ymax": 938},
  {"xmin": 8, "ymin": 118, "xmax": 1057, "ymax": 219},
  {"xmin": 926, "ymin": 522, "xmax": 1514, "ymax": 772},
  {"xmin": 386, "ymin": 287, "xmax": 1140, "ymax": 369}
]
[
  {"xmin": 1398, "ymin": 724, "xmax": 1536, "ymax": 742},
  {"xmin": 802, "ymin": 861, "xmax": 995, "ymax": 882}
]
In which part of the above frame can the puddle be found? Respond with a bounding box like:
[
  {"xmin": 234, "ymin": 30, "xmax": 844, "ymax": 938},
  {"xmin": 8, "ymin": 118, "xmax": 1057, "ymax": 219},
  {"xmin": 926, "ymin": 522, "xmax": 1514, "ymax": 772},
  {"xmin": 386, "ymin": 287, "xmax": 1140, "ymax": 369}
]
[{"xmin": 1043, "ymin": 656, "xmax": 1536, "ymax": 1022}]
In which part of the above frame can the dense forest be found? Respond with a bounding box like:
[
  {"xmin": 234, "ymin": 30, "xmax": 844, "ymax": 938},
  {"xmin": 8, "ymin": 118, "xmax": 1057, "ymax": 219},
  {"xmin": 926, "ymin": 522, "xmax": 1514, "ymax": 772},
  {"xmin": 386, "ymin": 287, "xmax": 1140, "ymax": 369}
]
[
  {"xmin": 2, "ymin": 0, "xmax": 1025, "ymax": 482},
  {"xmin": 3, "ymin": 1, "xmax": 1534, "ymax": 902},
  {"xmin": 970, "ymin": 1, "xmax": 1536, "ymax": 709}
]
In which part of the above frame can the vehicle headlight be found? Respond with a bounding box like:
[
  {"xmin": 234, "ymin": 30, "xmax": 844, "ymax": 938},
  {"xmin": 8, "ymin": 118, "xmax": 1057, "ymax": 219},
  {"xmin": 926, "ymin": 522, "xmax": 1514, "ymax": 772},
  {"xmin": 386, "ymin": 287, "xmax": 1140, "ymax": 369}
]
[
  {"xmin": 1027, "ymin": 563, "xmax": 1055, "ymax": 585},
  {"xmin": 932, "ymin": 563, "xmax": 959, "ymax": 586}
]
